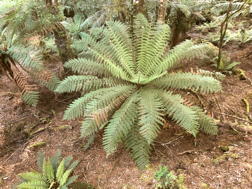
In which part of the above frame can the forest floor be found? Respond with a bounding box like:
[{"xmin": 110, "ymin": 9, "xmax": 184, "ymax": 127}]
[{"xmin": 0, "ymin": 43, "xmax": 252, "ymax": 189}]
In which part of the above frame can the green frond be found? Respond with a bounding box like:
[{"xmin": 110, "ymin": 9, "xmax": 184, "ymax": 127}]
[
  {"xmin": 139, "ymin": 90, "xmax": 165, "ymax": 144},
  {"xmin": 88, "ymin": 46, "xmax": 131, "ymax": 80},
  {"xmin": 159, "ymin": 91, "xmax": 199, "ymax": 136},
  {"xmin": 8, "ymin": 45, "xmax": 44, "ymax": 71},
  {"xmin": 183, "ymin": 43, "xmax": 214, "ymax": 62},
  {"xmin": 81, "ymin": 118, "xmax": 108, "ymax": 138},
  {"xmin": 84, "ymin": 85, "xmax": 137, "ymax": 114},
  {"xmin": 50, "ymin": 149, "xmax": 62, "ymax": 171},
  {"xmin": 133, "ymin": 13, "xmax": 152, "ymax": 41},
  {"xmin": 55, "ymin": 75, "xmax": 124, "ymax": 93},
  {"xmin": 134, "ymin": 15, "xmax": 153, "ymax": 75},
  {"xmin": 154, "ymin": 41, "xmax": 212, "ymax": 75},
  {"xmin": 151, "ymin": 72, "xmax": 222, "ymax": 93},
  {"xmin": 43, "ymin": 75, "xmax": 60, "ymax": 91},
  {"xmin": 103, "ymin": 93, "xmax": 139, "ymax": 155},
  {"xmin": 211, "ymin": 2, "xmax": 245, "ymax": 15},
  {"xmin": 67, "ymin": 160, "xmax": 79, "ymax": 171},
  {"xmin": 64, "ymin": 58, "xmax": 111, "ymax": 76},
  {"xmin": 42, "ymin": 159, "xmax": 54, "ymax": 183},
  {"xmin": 63, "ymin": 85, "xmax": 135, "ymax": 120},
  {"xmin": 56, "ymin": 160, "xmax": 65, "ymax": 182},
  {"xmin": 153, "ymin": 40, "xmax": 194, "ymax": 75},
  {"xmin": 64, "ymin": 175, "xmax": 78, "ymax": 186},
  {"xmin": 140, "ymin": 24, "xmax": 171, "ymax": 76},
  {"xmin": 17, "ymin": 180, "xmax": 48, "ymax": 189},
  {"xmin": 63, "ymin": 88, "xmax": 114, "ymax": 120},
  {"xmin": 36, "ymin": 151, "xmax": 45, "ymax": 170},
  {"xmin": 195, "ymin": 69, "xmax": 225, "ymax": 80},
  {"xmin": 73, "ymin": 32, "xmax": 100, "ymax": 53},
  {"xmin": 125, "ymin": 126, "xmax": 151, "ymax": 169},
  {"xmin": 105, "ymin": 21, "xmax": 134, "ymax": 77},
  {"xmin": 18, "ymin": 172, "xmax": 44, "ymax": 182},
  {"xmin": 59, "ymin": 169, "xmax": 73, "ymax": 186},
  {"xmin": 21, "ymin": 91, "xmax": 39, "ymax": 107},
  {"xmin": 191, "ymin": 106, "xmax": 218, "ymax": 135},
  {"xmin": 63, "ymin": 156, "xmax": 74, "ymax": 169},
  {"xmin": 81, "ymin": 86, "xmax": 136, "ymax": 137}
]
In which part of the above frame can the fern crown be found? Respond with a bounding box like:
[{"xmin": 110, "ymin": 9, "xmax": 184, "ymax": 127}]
[{"xmin": 56, "ymin": 14, "xmax": 222, "ymax": 169}]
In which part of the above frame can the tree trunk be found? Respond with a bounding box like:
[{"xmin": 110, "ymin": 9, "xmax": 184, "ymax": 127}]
[
  {"xmin": 157, "ymin": 0, "xmax": 167, "ymax": 23},
  {"xmin": 134, "ymin": 0, "xmax": 147, "ymax": 17},
  {"xmin": 54, "ymin": 29, "xmax": 75, "ymax": 64}
]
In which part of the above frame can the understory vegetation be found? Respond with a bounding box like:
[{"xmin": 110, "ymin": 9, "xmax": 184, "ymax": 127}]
[{"xmin": 0, "ymin": 0, "xmax": 252, "ymax": 188}]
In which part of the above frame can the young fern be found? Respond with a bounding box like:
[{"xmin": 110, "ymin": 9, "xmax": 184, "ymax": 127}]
[
  {"xmin": 17, "ymin": 150, "xmax": 79, "ymax": 189},
  {"xmin": 56, "ymin": 14, "xmax": 222, "ymax": 169}
]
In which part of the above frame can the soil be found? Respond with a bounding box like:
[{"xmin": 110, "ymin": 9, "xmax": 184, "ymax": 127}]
[{"xmin": 0, "ymin": 43, "xmax": 252, "ymax": 189}]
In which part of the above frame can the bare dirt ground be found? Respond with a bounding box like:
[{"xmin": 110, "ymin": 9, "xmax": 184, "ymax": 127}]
[{"xmin": 0, "ymin": 43, "xmax": 252, "ymax": 189}]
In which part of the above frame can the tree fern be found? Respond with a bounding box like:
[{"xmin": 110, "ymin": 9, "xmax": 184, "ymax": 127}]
[
  {"xmin": 56, "ymin": 14, "xmax": 222, "ymax": 169},
  {"xmin": 17, "ymin": 150, "xmax": 79, "ymax": 189}
]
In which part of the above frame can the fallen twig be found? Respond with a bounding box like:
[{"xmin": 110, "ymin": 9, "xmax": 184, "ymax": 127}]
[
  {"xmin": 155, "ymin": 134, "xmax": 184, "ymax": 146},
  {"xmin": 215, "ymin": 112, "xmax": 252, "ymax": 124},
  {"xmin": 178, "ymin": 150, "xmax": 195, "ymax": 156},
  {"xmin": 217, "ymin": 121, "xmax": 252, "ymax": 134}
]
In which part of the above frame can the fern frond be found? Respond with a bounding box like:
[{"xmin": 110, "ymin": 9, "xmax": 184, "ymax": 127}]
[
  {"xmin": 56, "ymin": 159, "xmax": 65, "ymax": 182},
  {"xmin": 81, "ymin": 87, "xmax": 136, "ymax": 137},
  {"xmin": 37, "ymin": 151, "xmax": 45, "ymax": 170},
  {"xmin": 195, "ymin": 69, "xmax": 225, "ymax": 80},
  {"xmin": 125, "ymin": 126, "xmax": 151, "ymax": 169},
  {"xmin": 63, "ymin": 87, "xmax": 114, "ymax": 120},
  {"xmin": 64, "ymin": 58, "xmax": 111, "ymax": 77},
  {"xmin": 134, "ymin": 14, "xmax": 153, "ymax": 75},
  {"xmin": 64, "ymin": 175, "xmax": 78, "ymax": 186},
  {"xmin": 151, "ymin": 72, "xmax": 222, "ymax": 93},
  {"xmin": 63, "ymin": 85, "xmax": 135, "ymax": 121},
  {"xmin": 8, "ymin": 46, "xmax": 44, "ymax": 71},
  {"xmin": 50, "ymin": 149, "xmax": 62, "ymax": 171},
  {"xmin": 191, "ymin": 106, "xmax": 218, "ymax": 135},
  {"xmin": 153, "ymin": 40, "xmax": 194, "ymax": 75},
  {"xmin": 159, "ymin": 91, "xmax": 199, "ymax": 136},
  {"xmin": 42, "ymin": 159, "xmax": 55, "ymax": 183},
  {"xmin": 21, "ymin": 91, "xmax": 39, "ymax": 106},
  {"xmin": 154, "ymin": 41, "xmax": 211, "ymax": 75},
  {"xmin": 17, "ymin": 180, "xmax": 48, "ymax": 189},
  {"xmin": 18, "ymin": 172, "xmax": 44, "ymax": 182},
  {"xmin": 140, "ymin": 24, "xmax": 171, "ymax": 76},
  {"xmin": 63, "ymin": 156, "xmax": 74, "ymax": 169},
  {"xmin": 103, "ymin": 93, "xmax": 139, "ymax": 155},
  {"xmin": 211, "ymin": 2, "xmax": 245, "ymax": 15},
  {"xmin": 105, "ymin": 21, "xmax": 134, "ymax": 77},
  {"xmin": 55, "ymin": 75, "xmax": 102, "ymax": 93},
  {"xmin": 59, "ymin": 169, "xmax": 72, "ymax": 186},
  {"xmin": 84, "ymin": 85, "xmax": 137, "ymax": 114},
  {"xmin": 139, "ymin": 89, "xmax": 165, "ymax": 144},
  {"xmin": 13, "ymin": 71, "xmax": 39, "ymax": 106},
  {"xmin": 67, "ymin": 160, "xmax": 79, "ymax": 170}
]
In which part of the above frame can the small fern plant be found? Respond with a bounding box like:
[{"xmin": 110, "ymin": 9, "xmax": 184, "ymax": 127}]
[
  {"xmin": 154, "ymin": 166, "xmax": 177, "ymax": 189},
  {"xmin": 56, "ymin": 14, "xmax": 222, "ymax": 169},
  {"xmin": 17, "ymin": 150, "xmax": 79, "ymax": 189}
]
